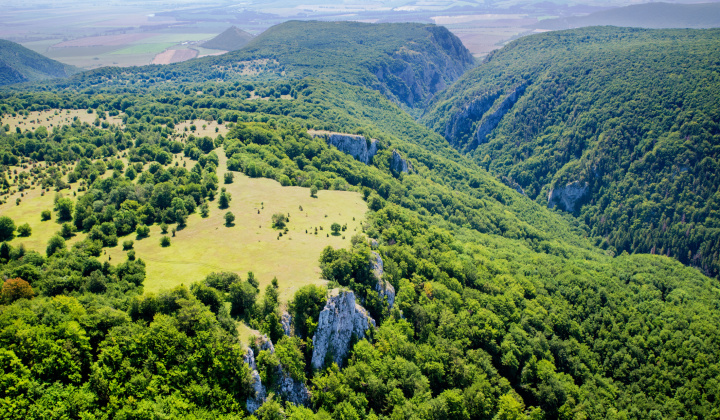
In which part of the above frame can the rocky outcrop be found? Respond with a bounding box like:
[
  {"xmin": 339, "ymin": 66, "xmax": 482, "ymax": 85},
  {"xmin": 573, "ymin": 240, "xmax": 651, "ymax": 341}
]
[
  {"xmin": 311, "ymin": 290, "xmax": 376, "ymax": 370},
  {"xmin": 277, "ymin": 369, "xmax": 311, "ymax": 406},
  {"xmin": 370, "ymin": 251, "xmax": 395, "ymax": 309},
  {"xmin": 547, "ymin": 181, "xmax": 589, "ymax": 212},
  {"xmin": 390, "ymin": 150, "xmax": 411, "ymax": 174},
  {"xmin": 371, "ymin": 26, "xmax": 475, "ymax": 108},
  {"xmin": 474, "ymin": 82, "xmax": 528, "ymax": 146},
  {"xmin": 443, "ymin": 91, "xmax": 501, "ymax": 146},
  {"xmin": 281, "ymin": 311, "xmax": 293, "ymax": 337},
  {"xmin": 244, "ymin": 333, "xmax": 310, "ymax": 411},
  {"xmin": 312, "ymin": 132, "xmax": 378, "ymax": 164},
  {"xmin": 244, "ymin": 348, "xmax": 266, "ymax": 413}
]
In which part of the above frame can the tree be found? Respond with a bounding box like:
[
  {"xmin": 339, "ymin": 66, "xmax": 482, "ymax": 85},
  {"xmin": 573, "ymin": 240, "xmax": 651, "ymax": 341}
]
[
  {"xmin": 41, "ymin": 210, "xmax": 51, "ymax": 221},
  {"xmin": 331, "ymin": 222, "xmax": 341, "ymax": 235},
  {"xmin": 122, "ymin": 240, "xmax": 134, "ymax": 251},
  {"xmin": 16, "ymin": 223, "xmax": 31, "ymax": 237},
  {"xmin": 261, "ymin": 312, "xmax": 284, "ymax": 343},
  {"xmin": 311, "ymin": 185, "xmax": 318, "ymax": 198},
  {"xmin": 1, "ymin": 278, "xmax": 34, "ymax": 304},
  {"xmin": 218, "ymin": 190, "xmax": 231, "ymax": 209},
  {"xmin": 55, "ymin": 197, "xmax": 74, "ymax": 222},
  {"xmin": 289, "ymin": 285, "xmax": 327, "ymax": 338},
  {"xmin": 272, "ymin": 213, "xmax": 287, "ymax": 229},
  {"xmin": 229, "ymin": 281, "xmax": 257, "ymax": 317},
  {"xmin": 200, "ymin": 203, "xmax": 209, "ymax": 218},
  {"xmin": 136, "ymin": 224, "xmax": 150, "ymax": 238},
  {"xmin": 225, "ymin": 211, "xmax": 235, "ymax": 226},
  {"xmin": 0, "ymin": 216, "xmax": 15, "ymax": 241},
  {"xmin": 224, "ymin": 172, "xmax": 234, "ymax": 184},
  {"xmin": 160, "ymin": 236, "xmax": 171, "ymax": 247},
  {"xmin": 60, "ymin": 222, "xmax": 75, "ymax": 239},
  {"xmin": 46, "ymin": 234, "xmax": 66, "ymax": 256}
]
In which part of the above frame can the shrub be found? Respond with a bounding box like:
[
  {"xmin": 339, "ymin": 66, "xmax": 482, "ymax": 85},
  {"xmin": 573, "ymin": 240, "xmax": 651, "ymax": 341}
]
[
  {"xmin": 160, "ymin": 236, "xmax": 171, "ymax": 247},
  {"xmin": 16, "ymin": 223, "xmax": 31, "ymax": 237},
  {"xmin": 41, "ymin": 210, "xmax": 51, "ymax": 221},
  {"xmin": 122, "ymin": 240, "xmax": 134, "ymax": 251},
  {"xmin": 225, "ymin": 211, "xmax": 235, "ymax": 226}
]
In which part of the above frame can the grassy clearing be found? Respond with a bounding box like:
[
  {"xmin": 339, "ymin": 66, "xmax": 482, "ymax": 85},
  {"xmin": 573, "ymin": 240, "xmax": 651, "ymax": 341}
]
[
  {"xmin": 110, "ymin": 42, "xmax": 177, "ymax": 55},
  {"xmin": 174, "ymin": 120, "xmax": 229, "ymax": 138},
  {"xmin": 96, "ymin": 151, "xmax": 367, "ymax": 302},
  {"xmin": 1, "ymin": 109, "xmax": 124, "ymax": 132}
]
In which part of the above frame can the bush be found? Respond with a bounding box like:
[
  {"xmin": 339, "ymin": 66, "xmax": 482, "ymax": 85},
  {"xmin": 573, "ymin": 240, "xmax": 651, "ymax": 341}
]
[
  {"xmin": 224, "ymin": 172, "xmax": 234, "ymax": 184},
  {"xmin": 225, "ymin": 211, "xmax": 235, "ymax": 226},
  {"xmin": 160, "ymin": 236, "xmax": 171, "ymax": 247},
  {"xmin": 46, "ymin": 235, "xmax": 66, "ymax": 257},
  {"xmin": 60, "ymin": 222, "xmax": 75, "ymax": 239},
  {"xmin": 136, "ymin": 224, "xmax": 150, "ymax": 238},
  {"xmin": 310, "ymin": 186, "xmax": 318, "ymax": 198},
  {"xmin": 272, "ymin": 213, "xmax": 287, "ymax": 229},
  {"xmin": 0, "ymin": 216, "xmax": 15, "ymax": 241},
  {"xmin": 127, "ymin": 250, "xmax": 136, "ymax": 260},
  {"xmin": 200, "ymin": 203, "xmax": 210, "ymax": 218},
  {"xmin": 16, "ymin": 223, "xmax": 31, "ymax": 237},
  {"xmin": 123, "ymin": 240, "xmax": 134, "ymax": 251},
  {"xmin": 1, "ymin": 278, "xmax": 34, "ymax": 304},
  {"xmin": 41, "ymin": 210, "xmax": 51, "ymax": 221}
]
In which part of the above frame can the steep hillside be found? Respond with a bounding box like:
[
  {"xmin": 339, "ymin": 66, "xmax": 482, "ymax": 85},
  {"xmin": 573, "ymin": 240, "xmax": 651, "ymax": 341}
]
[
  {"xmin": 0, "ymin": 39, "xmax": 79, "ymax": 86},
  {"xmin": 201, "ymin": 26, "xmax": 254, "ymax": 51},
  {"xmin": 423, "ymin": 27, "xmax": 720, "ymax": 276},
  {"xmin": 534, "ymin": 2, "xmax": 720, "ymax": 30}
]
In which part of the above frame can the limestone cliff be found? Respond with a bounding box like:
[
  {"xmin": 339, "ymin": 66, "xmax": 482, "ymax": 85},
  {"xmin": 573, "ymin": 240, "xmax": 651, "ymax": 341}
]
[
  {"xmin": 474, "ymin": 83, "xmax": 527, "ymax": 146},
  {"xmin": 547, "ymin": 181, "xmax": 589, "ymax": 212},
  {"xmin": 311, "ymin": 290, "xmax": 376, "ymax": 370},
  {"xmin": 370, "ymin": 251, "xmax": 395, "ymax": 309},
  {"xmin": 390, "ymin": 150, "xmax": 411, "ymax": 174},
  {"xmin": 243, "ymin": 348, "xmax": 266, "ymax": 413},
  {"xmin": 311, "ymin": 131, "xmax": 378, "ymax": 164}
]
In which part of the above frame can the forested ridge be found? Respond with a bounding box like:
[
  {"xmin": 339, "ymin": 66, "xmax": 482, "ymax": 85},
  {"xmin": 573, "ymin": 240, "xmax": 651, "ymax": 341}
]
[
  {"xmin": 423, "ymin": 27, "xmax": 720, "ymax": 278},
  {"xmin": 0, "ymin": 22, "xmax": 719, "ymax": 419}
]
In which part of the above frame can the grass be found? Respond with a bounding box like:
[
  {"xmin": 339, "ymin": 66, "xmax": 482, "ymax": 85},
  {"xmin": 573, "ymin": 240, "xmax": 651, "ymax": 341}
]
[
  {"xmin": 174, "ymin": 119, "xmax": 229, "ymax": 138},
  {"xmin": 98, "ymin": 151, "xmax": 368, "ymax": 302},
  {"xmin": 1, "ymin": 109, "xmax": 124, "ymax": 132},
  {"xmin": 110, "ymin": 42, "xmax": 178, "ymax": 55}
]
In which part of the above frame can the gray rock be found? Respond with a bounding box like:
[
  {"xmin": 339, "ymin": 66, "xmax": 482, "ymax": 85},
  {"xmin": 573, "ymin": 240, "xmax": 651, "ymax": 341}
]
[
  {"xmin": 311, "ymin": 290, "xmax": 376, "ymax": 370},
  {"xmin": 369, "ymin": 238, "xmax": 379, "ymax": 250},
  {"xmin": 244, "ymin": 348, "xmax": 266, "ymax": 413},
  {"xmin": 370, "ymin": 251, "xmax": 395, "ymax": 309},
  {"xmin": 256, "ymin": 334, "xmax": 275, "ymax": 354},
  {"xmin": 281, "ymin": 311, "xmax": 293, "ymax": 337},
  {"xmin": 313, "ymin": 132, "xmax": 378, "ymax": 164},
  {"xmin": 390, "ymin": 150, "xmax": 411, "ymax": 174},
  {"xmin": 547, "ymin": 181, "xmax": 589, "ymax": 212},
  {"xmin": 474, "ymin": 82, "xmax": 527, "ymax": 146},
  {"xmin": 276, "ymin": 368, "xmax": 311, "ymax": 406}
]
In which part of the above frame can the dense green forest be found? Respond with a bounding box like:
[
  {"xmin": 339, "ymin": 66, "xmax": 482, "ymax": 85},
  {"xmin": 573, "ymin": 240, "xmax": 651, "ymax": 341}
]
[
  {"xmin": 1, "ymin": 22, "xmax": 720, "ymax": 419},
  {"xmin": 423, "ymin": 27, "xmax": 720, "ymax": 277},
  {"xmin": 0, "ymin": 40, "xmax": 80, "ymax": 86}
]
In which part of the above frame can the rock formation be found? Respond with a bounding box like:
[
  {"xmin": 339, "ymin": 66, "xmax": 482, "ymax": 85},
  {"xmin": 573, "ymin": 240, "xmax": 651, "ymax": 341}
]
[
  {"xmin": 243, "ymin": 333, "xmax": 310, "ymax": 411},
  {"xmin": 474, "ymin": 82, "xmax": 527, "ymax": 146},
  {"xmin": 311, "ymin": 290, "xmax": 376, "ymax": 370},
  {"xmin": 547, "ymin": 181, "xmax": 589, "ymax": 212},
  {"xmin": 281, "ymin": 311, "xmax": 293, "ymax": 337},
  {"xmin": 312, "ymin": 132, "xmax": 378, "ymax": 164},
  {"xmin": 370, "ymin": 251, "xmax": 395, "ymax": 309},
  {"xmin": 244, "ymin": 347, "xmax": 266, "ymax": 413},
  {"xmin": 390, "ymin": 150, "xmax": 411, "ymax": 174}
]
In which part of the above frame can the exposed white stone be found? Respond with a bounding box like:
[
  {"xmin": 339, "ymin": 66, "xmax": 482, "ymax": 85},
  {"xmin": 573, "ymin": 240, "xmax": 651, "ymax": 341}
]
[
  {"xmin": 547, "ymin": 181, "xmax": 589, "ymax": 212},
  {"xmin": 311, "ymin": 290, "xmax": 376, "ymax": 370},
  {"xmin": 370, "ymin": 251, "xmax": 395, "ymax": 309}
]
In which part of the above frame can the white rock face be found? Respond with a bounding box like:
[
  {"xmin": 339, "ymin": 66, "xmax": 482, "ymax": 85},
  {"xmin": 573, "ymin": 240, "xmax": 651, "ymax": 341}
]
[
  {"xmin": 311, "ymin": 290, "xmax": 376, "ymax": 370},
  {"xmin": 244, "ymin": 348, "xmax": 266, "ymax": 413},
  {"xmin": 314, "ymin": 133, "xmax": 378, "ymax": 164},
  {"xmin": 243, "ymin": 334, "xmax": 310, "ymax": 411},
  {"xmin": 281, "ymin": 311, "xmax": 293, "ymax": 337},
  {"xmin": 370, "ymin": 251, "xmax": 395, "ymax": 309},
  {"xmin": 390, "ymin": 149, "xmax": 410, "ymax": 174},
  {"xmin": 547, "ymin": 181, "xmax": 589, "ymax": 212}
]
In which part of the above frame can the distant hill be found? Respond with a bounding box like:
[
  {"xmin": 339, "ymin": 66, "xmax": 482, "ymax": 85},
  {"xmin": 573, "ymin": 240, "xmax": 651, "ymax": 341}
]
[
  {"xmin": 201, "ymin": 26, "xmax": 254, "ymax": 51},
  {"xmin": 0, "ymin": 39, "xmax": 79, "ymax": 86},
  {"xmin": 533, "ymin": 2, "xmax": 720, "ymax": 30},
  {"xmin": 211, "ymin": 21, "xmax": 476, "ymax": 109}
]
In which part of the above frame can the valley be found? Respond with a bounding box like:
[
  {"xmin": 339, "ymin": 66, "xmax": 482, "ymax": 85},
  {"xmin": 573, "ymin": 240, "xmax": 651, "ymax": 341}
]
[{"xmin": 1, "ymin": 13, "xmax": 720, "ymax": 420}]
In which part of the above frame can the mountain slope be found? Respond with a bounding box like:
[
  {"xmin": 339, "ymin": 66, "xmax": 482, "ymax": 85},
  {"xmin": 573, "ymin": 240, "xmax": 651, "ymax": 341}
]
[
  {"xmin": 423, "ymin": 26, "xmax": 720, "ymax": 276},
  {"xmin": 201, "ymin": 26, "xmax": 254, "ymax": 51},
  {"xmin": 534, "ymin": 2, "xmax": 720, "ymax": 30},
  {"xmin": 0, "ymin": 39, "xmax": 79, "ymax": 86}
]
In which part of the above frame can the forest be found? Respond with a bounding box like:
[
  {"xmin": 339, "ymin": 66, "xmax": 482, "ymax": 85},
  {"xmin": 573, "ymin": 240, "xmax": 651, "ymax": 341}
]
[{"xmin": 0, "ymin": 22, "xmax": 719, "ymax": 419}]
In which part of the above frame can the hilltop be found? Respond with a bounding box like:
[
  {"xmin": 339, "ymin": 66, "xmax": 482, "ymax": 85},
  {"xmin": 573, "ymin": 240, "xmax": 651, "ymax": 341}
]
[
  {"xmin": 0, "ymin": 39, "xmax": 80, "ymax": 86},
  {"xmin": 201, "ymin": 26, "xmax": 255, "ymax": 51}
]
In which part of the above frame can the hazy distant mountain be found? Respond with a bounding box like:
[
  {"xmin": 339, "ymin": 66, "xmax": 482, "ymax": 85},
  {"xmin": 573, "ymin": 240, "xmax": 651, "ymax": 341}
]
[
  {"xmin": 0, "ymin": 39, "xmax": 79, "ymax": 86},
  {"xmin": 533, "ymin": 2, "xmax": 720, "ymax": 30},
  {"xmin": 201, "ymin": 26, "xmax": 255, "ymax": 51}
]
